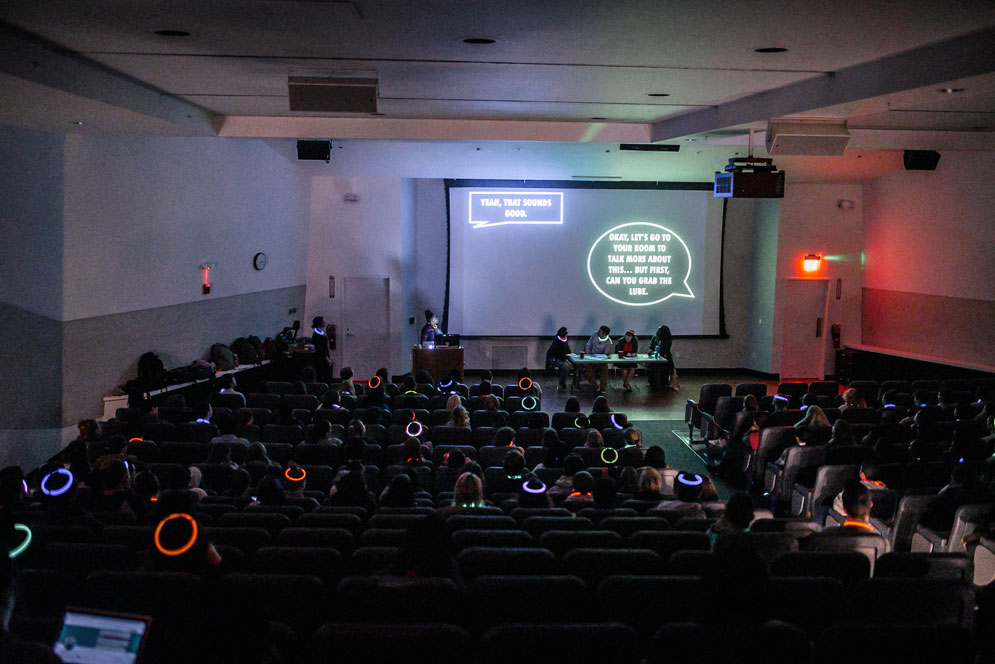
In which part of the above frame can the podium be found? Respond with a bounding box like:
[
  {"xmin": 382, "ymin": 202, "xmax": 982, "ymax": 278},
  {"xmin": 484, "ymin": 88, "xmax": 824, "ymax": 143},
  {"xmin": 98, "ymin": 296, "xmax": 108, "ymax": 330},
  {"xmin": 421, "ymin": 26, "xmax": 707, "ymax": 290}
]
[{"xmin": 412, "ymin": 346, "xmax": 464, "ymax": 381}]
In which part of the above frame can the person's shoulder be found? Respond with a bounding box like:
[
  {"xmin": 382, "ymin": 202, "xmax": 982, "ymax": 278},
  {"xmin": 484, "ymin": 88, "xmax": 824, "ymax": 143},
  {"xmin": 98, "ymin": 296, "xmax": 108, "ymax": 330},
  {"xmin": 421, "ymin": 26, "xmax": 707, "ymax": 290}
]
[{"xmin": 0, "ymin": 632, "xmax": 62, "ymax": 664}]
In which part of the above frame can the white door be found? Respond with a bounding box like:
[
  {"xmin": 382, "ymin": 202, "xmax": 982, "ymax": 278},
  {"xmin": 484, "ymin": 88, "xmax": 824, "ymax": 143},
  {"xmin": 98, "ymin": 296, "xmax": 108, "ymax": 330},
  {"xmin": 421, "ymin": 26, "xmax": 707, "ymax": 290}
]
[
  {"xmin": 342, "ymin": 277, "xmax": 390, "ymax": 381},
  {"xmin": 780, "ymin": 278, "xmax": 828, "ymax": 380}
]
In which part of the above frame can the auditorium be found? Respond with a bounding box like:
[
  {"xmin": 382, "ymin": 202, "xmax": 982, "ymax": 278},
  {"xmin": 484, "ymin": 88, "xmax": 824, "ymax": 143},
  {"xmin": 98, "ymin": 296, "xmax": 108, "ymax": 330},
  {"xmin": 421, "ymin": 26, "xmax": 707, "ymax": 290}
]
[{"xmin": 0, "ymin": 3, "xmax": 994, "ymax": 663}]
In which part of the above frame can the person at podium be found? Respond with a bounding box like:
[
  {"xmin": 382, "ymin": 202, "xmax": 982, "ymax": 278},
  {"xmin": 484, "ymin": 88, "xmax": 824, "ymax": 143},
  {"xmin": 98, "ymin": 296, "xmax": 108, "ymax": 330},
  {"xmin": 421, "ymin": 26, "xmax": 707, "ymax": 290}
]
[{"xmin": 420, "ymin": 309, "xmax": 439, "ymax": 347}]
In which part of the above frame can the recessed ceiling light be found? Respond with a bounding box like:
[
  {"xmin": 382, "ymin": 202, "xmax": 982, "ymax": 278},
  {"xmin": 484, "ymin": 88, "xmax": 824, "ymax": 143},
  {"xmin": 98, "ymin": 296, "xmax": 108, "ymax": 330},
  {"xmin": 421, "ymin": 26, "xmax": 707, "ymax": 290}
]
[
  {"xmin": 754, "ymin": 47, "xmax": 787, "ymax": 53},
  {"xmin": 684, "ymin": 138, "xmax": 697, "ymax": 142},
  {"xmin": 71, "ymin": 121, "xmax": 84, "ymax": 126},
  {"xmin": 155, "ymin": 29, "xmax": 191, "ymax": 37},
  {"xmin": 647, "ymin": 93, "xmax": 670, "ymax": 97},
  {"xmin": 939, "ymin": 87, "xmax": 965, "ymax": 94},
  {"xmin": 590, "ymin": 117, "xmax": 607, "ymax": 121},
  {"xmin": 463, "ymin": 37, "xmax": 496, "ymax": 45}
]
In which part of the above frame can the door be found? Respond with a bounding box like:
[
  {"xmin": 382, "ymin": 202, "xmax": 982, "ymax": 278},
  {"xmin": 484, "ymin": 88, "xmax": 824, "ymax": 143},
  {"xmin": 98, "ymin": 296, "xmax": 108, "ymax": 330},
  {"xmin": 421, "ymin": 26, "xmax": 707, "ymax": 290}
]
[
  {"xmin": 342, "ymin": 277, "xmax": 390, "ymax": 381},
  {"xmin": 780, "ymin": 278, "xmax": 828, "ymax": 380}
]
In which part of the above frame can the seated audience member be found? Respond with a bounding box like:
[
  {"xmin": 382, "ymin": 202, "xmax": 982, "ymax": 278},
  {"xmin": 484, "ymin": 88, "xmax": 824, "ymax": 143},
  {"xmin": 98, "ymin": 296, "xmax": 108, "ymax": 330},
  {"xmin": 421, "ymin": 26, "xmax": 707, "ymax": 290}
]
[
  {"xmin": 133, "ymin": 470, "xmax": 160, "ymax": 505},
  {"xmin": 204, "ymin": 442, "xmax": 238, "ymax": 469},
  {"xmin": 304, "ymin": 419, "xmax": 339, "ymax": 446},
  {"xmin": 190, "ymin": 402, "xmax": 215, "ymax": 427},
  {"xmin": 617, "ymin": 466, "xmax": 638, "ymax": 495},
  {"xmin": 339, "ymin": 366, "xmax": 356, "ymax": 394},
  {"xmin": 827, "ymin": 418, "xmax": 857, "ymax": 446},
  {"xmin": 618, "ymin": 427, "xmax": 645, "ymax": 466},
  {"xmin": 344, "ymin": 419, "xmax": 369, "ymax": 445},
  {"xmin": 633, "ymin": 466, "xmax": 666, "ymax": 502},
  {"xmin": 245, "ymin": 441, "xmax": 282, "ymax": 472},
  {"xmin": 591, "ymin": 395, "xmax": 611, "ymax": 414},
  {"xmin": 461, "ymin": 461, "xmax": 484, "ymax": 482},
  {"xmin": 211, "ymin": 410, "xmax": 251, "ymax": 447},
  {"xmin": 89, "ymin": 460, "xmax": 146, "ymax": 519},
  {"xmin": 656, "ymin": 472, "xmax": 707, "ymax": 519},
  {"xmin": 518, "ymin": 474, "xmax": 553, "ymax": 508},
  {"xmin": 147, "ymin": 500, "xmax": 223, "ymax": 576},
  {"xmin": 919, "ymin": 465, "xmax": 990, "ymax": 535},
  {"xmin": 321, "ymin": 388, "xmax": 343, "ymax": 410},
  {"xmin": 444, "ymin": 393, "xmax": 463, "ymax": 413},
  {"xmin": 763, "ymin": 394, "xmax": 797, "ymax": 428},
  {"xmin": 477, "ymin": 379, "xmax": 494, "ymax": 398},
  {"xmin": 533, "ymin": 442, "xmax": 567, "ymax": 473},
  {"xmin": 516, "ymin": 366, "xmax": 542, "ymax": 398},
  {"xmin": 593, "ymin": 476, "xmax": 619, "ymax": 509},
  {"xmin": 445, "ymin": 472, "xmax": 487, "ymax": 512},
  {"xmin": 438, "ymin": 369, "xmax": 464, "ymax": 394},
  {"xmin": 793, "ymin": 405, "xmax": 832, "ymax": 445},
  {"xmin": 549, "ymin": 454, "xmax": 586, "ymax": 499},
  {"xmin": 826, "ymin": 479, "xmax": 878, "ymax": 533},
  {"xmin": 222, "ymin": 469, "xmax": 251, "ymax": 499},
  {"xmin": 274, "ymin": 401, "xmax": 303, "ymax": 427},
  {"xmin": 832, "ymin": 460, "xmax": 888, "ymax": 516},
  {"xmin": 489, "ymin": 449, "xmax": 528, "ymax": 497},
  {"xmin": 445, "ymin": 405, "xmax": 471, "ymax": 429},
  {"xmin": 186, "ymin": 466, "xmax": 208, "ymax": 502},
  {"xmin": 483, "ymin": 394, "xmax": 501, "ymax": 414},
  {"xmin": 584, "ymin": 429, "xmax": 604, "ymax": 450},
  {"xmin": 540, "ymin": 428, "xmax": 560, "ymax": 449},
  {"xmin": 861, "ymin": 409, "xmax": 911, "ymax": 447},
  {"xmin": 563, "ymin": 471, "xmax": 595, "ymax": 507},
  {"xmin": 415, "ymin": 369, "xmax": 437, "ymax": 393},
  {"xmin": 77, "ymin": 418, "xmax": 103, "ymax": 444},
  {"xmin": 493, "ymin": 426, "xmax": 519, "ymax": 449},
  {"xmin": 300, "ymin": 365, "xmax": 318, "ymax": 384},
  {"xmin": 403, "ymin": 437, "xmax": 432, "ymax": 467},
  {"xmin": 233, "ymin": 410, "xmax": 257, "ymax": 442},
  {"xmin": 252, "ymin": 474, "xmax": 286, "ymax": 506},
  {"xmin": 282, "ymin": 465, "xmax": 319, "ymax": 509},
  {"xmin": 379, "ymin": 472, "xmax": 416, "ymax": 507},
  {"xmin": 443, "ymin": 449, "xmax": 466, "ymax": 469},
  {"xmin": 216, "ymin": 375, "xmax": 246, "ymax": 406},
  {"xmin": 709, "ymin": 491, "xmax": 755, "ymax": 545},
  {"xmin": 643, "ymin": 446, "xmax": 668, "ymax": 469},
  {"xmin": 327, "ymin": 470, "xmax": 375, "ymax": 511},
  {"xmin": 563, "ymin": 396, "xmax": 581, "ymax": 413},
  {"xmin": 840, "ymin": 387, "xmax": 865, "ymax": 411},
  {"xmin": 400, "ymin": 374, "xmax": 419, "ymax": 395}
]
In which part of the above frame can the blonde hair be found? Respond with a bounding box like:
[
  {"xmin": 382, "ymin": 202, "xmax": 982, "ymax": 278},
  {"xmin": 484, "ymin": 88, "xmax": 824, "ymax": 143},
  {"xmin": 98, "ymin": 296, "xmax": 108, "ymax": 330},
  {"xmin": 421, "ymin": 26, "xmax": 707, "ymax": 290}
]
[
  {"xmin": 449, "ymin": 405, "xmax": 470, "ymax": 428},
  {"xmin": 453, "ymin": 472, "xmax": 484, "ymax": 508},
  {"xmin": 796, "ymin": 405, "xmax": 831, "ymax": 429},
  {"xmin": 637, "ymin": 466, "xmax": 662, "ymax": 493},
  {"xmin": 446, "ymin": 395, "xmax": 462, "ymax": 412}
]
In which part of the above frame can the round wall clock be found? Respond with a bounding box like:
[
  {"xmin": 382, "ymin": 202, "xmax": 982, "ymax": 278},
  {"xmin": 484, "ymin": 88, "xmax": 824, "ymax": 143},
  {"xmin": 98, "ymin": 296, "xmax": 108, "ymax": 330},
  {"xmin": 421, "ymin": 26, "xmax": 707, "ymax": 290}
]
[{"xmin": 253, "ymin": 252, "xmax": 267, "ymax": 270}]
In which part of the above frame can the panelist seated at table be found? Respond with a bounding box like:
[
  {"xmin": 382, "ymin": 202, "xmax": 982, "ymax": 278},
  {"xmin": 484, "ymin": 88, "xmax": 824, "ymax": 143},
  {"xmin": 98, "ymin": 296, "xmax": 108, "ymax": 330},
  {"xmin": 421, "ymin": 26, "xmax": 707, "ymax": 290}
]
[
  {"xmin": 615, "ymin": 329, "xmax": 639, "ymax": 393},
  {"xmin": 584, "ymin": 326, "xmax": 613, "ymax": 394}
]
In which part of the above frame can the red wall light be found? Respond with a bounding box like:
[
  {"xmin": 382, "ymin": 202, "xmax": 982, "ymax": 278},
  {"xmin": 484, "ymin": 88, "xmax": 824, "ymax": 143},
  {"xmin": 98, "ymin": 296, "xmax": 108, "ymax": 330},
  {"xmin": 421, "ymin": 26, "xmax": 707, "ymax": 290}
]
[{"xmin": 802, "ymin": 253, "xmax": 822, "ymax": 273}]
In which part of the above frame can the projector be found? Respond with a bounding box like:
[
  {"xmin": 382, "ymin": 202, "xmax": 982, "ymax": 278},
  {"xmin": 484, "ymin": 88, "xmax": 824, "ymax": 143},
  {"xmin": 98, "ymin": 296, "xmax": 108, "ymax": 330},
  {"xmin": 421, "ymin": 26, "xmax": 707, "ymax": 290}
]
[{"xmin": 713, "ymin": 157, "xmax": 785, "ymax": 199}]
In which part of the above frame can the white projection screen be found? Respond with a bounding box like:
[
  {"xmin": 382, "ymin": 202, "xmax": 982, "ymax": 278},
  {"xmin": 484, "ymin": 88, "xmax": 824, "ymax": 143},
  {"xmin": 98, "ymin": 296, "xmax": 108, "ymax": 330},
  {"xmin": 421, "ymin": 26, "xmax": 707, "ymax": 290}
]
[{"xmin": 445, "ymin": 180, "xmax": 726, "ymax": 338}]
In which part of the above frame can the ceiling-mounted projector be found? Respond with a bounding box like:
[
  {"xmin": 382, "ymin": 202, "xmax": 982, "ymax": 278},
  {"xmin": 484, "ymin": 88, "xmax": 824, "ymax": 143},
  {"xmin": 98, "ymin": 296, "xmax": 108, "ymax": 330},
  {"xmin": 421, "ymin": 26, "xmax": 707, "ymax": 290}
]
[
  {"xmin": 714, "ymin": 156, "xmax": 785, "ymax": 199},
  {"xmin": 766, "ymin": 120, "xmax": 850, "ymax": 156}
]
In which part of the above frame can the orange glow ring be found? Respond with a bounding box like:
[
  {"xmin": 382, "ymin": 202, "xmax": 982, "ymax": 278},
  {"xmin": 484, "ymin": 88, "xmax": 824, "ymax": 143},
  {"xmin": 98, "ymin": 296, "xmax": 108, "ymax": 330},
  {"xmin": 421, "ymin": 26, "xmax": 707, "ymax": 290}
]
[
  {"xmin": 154, "ymin": 513, "xmax": 198, "ymax": 557},
  {"xmin": 369, "ymin": 376, "xmax": 382, "ymax": 389},
  {"xmin": 519, "ymin": 377, "xmax": 533, "ymax": 390},
  {"xmin": 284, "ymin": 467, "xmax": 307, "ymax": 482}
]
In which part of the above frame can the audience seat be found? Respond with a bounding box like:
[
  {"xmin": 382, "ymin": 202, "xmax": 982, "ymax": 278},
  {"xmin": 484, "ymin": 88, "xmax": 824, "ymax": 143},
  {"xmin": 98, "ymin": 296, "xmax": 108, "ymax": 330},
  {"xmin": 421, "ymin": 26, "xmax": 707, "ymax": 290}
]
[
  {"xmin": 480, "ymin": 622, "xmax": 641, "ymax": 664},
  {"xmin": 310, "ymin": 623, "xmax": 470, "ymax": 664},
  {"xmin": 650, "ymin": 621, "xmax": 814, "ymax": 664},
  {"xmin": 334, "ymin": 575, "xmax": 461, "ymax": 623},
  {"xmin": 561, "ymin": 548, "xmax": 663, "ymax": 587},
  {"xmin": 457, "ymin": 546, "xmax": 559, "ymax": 582},
  {"xmin": 815, "ymin": 624, "xmax": 974, "ymax": 664},
  {"xmin": 770, "ymin": 551, "xmax": 870, "ymax": 585}
]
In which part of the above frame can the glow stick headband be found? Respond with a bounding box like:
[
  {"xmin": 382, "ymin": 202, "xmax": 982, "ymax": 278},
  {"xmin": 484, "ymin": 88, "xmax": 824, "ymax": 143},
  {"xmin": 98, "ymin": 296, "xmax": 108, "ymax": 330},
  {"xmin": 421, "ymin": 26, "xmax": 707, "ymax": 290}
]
[
  {"xmin": 439, "ymin": 378, "xmax": 453, "ymax": 388},
  {"xmin": 8, "ymin": 523, "xmax": 31, "ymax": 559},
  {"xmin": 557, "ymin": 335, "xmax": 568, "ymax": 342},
  {"xmin": 154, "ymin": 513, "xmax": 198, "ymax": 557},
  {"xmin": 368, "ymin": 376, "xmax": 382, "ymax": 389},
  {"xmin": 574, "ymin": 416, "xmax": 590, "ymax": 429},
  {"xmin": 610, "ymin": 414, "xmax": 624, "ymax": 430},
  {"xmin": 518, "ymin": 377, "xmax": 533, "ymax": 391},
  {"xmin": 600, "ymin": 447, "xmax": 619, "ymax": 465},
  {"xmin": 773, "ymin": 395, "xmax": 789, "ymax": 403},
  {"xmin": 406, "ymin": 420, "xmax": 424, "ymax": 437},
  {"xmin": 284, "ymin": 467, "xmax": 307, "ymax": 482},
  {"xmin": 522, "ymin": 396, "xmax": 538, "ymax": 411},
  {"xmin": 40, "ymin": 468, "xmax": 74, "ymax": 497},
  {"xmin": 676, "ymin": 472, "xmax": 703, "ymax": 486},
  {"xmin": 522, "ymin": 479, "xmax": 547, "ymax": 494}
]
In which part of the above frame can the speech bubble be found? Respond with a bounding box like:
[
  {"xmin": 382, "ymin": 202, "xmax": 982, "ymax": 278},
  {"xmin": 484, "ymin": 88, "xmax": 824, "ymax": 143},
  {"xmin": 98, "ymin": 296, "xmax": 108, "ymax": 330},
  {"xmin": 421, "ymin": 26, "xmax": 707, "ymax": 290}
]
[
  {"xmin": 586, "ymin": 221, "xmax": 694, "ymax": 306},
  {"xmin": 469, "ymin": 191, "xmax": 563, "ymax": 228}
]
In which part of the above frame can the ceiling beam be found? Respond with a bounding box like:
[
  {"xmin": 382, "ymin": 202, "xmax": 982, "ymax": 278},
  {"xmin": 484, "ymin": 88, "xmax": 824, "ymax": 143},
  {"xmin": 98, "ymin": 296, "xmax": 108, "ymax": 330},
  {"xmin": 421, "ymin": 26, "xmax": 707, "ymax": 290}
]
[
  {"xmin": 651, "ymin": 27, "xmax": 995, "ymax": 142},
  {"xmin": 0, "ymin": 21, "xmax": 219, "ymax": 135}
]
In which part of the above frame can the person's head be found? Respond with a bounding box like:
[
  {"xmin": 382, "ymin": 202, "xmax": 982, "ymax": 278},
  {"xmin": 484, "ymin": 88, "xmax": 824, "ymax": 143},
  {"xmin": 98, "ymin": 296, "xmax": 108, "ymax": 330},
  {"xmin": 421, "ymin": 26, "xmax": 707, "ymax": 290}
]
[
  {"xmin": 624, "ymin": 330, "xmax": 634, "ymax": 342},
  {"xmin": 572, "ymin": 471, "xmax": 594, "ymax": 495},
  {"xmin": 403, "ymin": 437, "xmax": 424, "ymax": 463},
  {"xmin": 798, "ymin": 405, "xmax": 830, "ymax": 429},
  {"xmin": 623, "ymin": 427, "xmax": 642, "ymax": 448},
  {"xmin": 517, "ymin": 367, "xmax": 531, "ymax": 380},
  {"xmin": 308, "ymin": 419, "xmax": 332, "ymax": 444},
  {"xmin": 655, "ymin": 324, "xmax": 670, "ymax": 339},
  {"xmin": 564, "ymin": 454, "xmax": 585, "ymax": 477},
  {"xmin": 340, "ymin": 366, "xmax": 354, "ymax": 382},
  {"xmin": 802, "ymin": 393, "xmax": 819, "ymax": 409},
  {"xmin": 224, "ymin": 469, "xmax": 251, "ymax": 497},
  {"xmin": 542, "ymin": 442, "xmax": 567, "ymax": 468},
  {"xmin": 187, "ymin": 466, "xmax": 203, "ymax": 490},
  {"xmin": 218, "ymin": 375, "xmax": 236, "ymax": 391},
  {"xmin": 772, "ymin": 394, "xmax": 789, "ymax": 412},
  {"xmin": 541, "ymin": 428, "xmax": 560, "ymax": 448},
  {"xmin": 859, "ymin": 459, "xmax": 881, "ymax": 483},
  {"xmin": 617, "ymin": 466, "xmax": 638, "ymax": 493},
  {"xmin": 166, "ymin": 464, "xmax": 192, "ymax": 492},
  {"xmin": 637, "ymin": 466, "xmax": 662, "ymax": 494},
  {"xmin": 333, "ymin": 469, "xmax": 367, "ymax": 499},
  {"xmin": 675, "ymin": 472, "xmax": 704, "ymax": 503},
  {"xmin": 644, "ymin": 446, "xmax": 667, "ymax": 468},
  {"xmin": 444, "ymin": 448, "xmax": 466, "ymax": 468},
  {"xmin": 830, "ymin": 418, "xmax": 855, "ymax": 445},
  {"xmin": 192, "ymin": 401, "xmax": 212, "ymax": 422},
  {"xmin": 593, "ymin": 476, "xmax": 617, "ymax": 508},
  {"xmin": 415, "ymin": 370, "xmax": 434, "ymax": 385},
  {"xmin": 841, "ymin": 479, "xmax": 872, "ymax": 520},
  {"xmin": 518, "ymin": 474, "xmax": 553, "ymax": 508},
  {"xmin": 376, "ymin": 367, "xmax": 389, "ymax": 381},
  {"xmin": 383, "ymin": 473, "xmax": 415, "ymax": 506},
  {"xmin": 446, "ymin": 394, "xmax": 462, "ymax": 412},
  {"xmin": 133, "ymin": 470, "xmax": 159, "ymax": 501},
  {"xmin": 564, "ymin": 396, "xmax": 581, "ymax": 413},
  {"xmin": 453, "ymin": 472, "xmax": 484, "ymax": 508},
  {"xmin": 346, "ymin": 419, "xmax": 366, "ymax": 439},
  {"xmin": 494, "ymin": 427, "xmax": 516, "ymax": 448},
  {"xmin": 402, "ymin": 374, "xmax": 417, "ymax": 392},
  {"xmin": 502, "ymin": 449, "xmax": 526, "ymax": 478},
  {"xmin": 323, "ymin": 389, "xmax": 341, "ymax": 408},
  {"xmin": 880, "ymin": 409, "xmax": 898, "ymax": 425},
  {"xmin": 722, "ymin": 492, "xmax": 755, "ymax": 531},
  {"xmin": 556, "ymin": 326, "xmax": 568, "ymax": 339},
  {"xmin": 101, "ymin": 460, "xmax": 129, "ymax": 492},
  {"xmin": 585, "ymin": 429, "xmax": 604, "ymax": 449},
  {"xmin": 207, "ymin": 442, "xmax": 231, "ymax": 464},
  {"xmin": 300, "ymin": 365, "xmax": 317, "ymax": 383},
  {"xmin": 743, "ymin": 394, "xmax": 758, "ymax": 412},
  {"xmin": 342, "ymin": 437, "xmax": 366, "ymax": 463},
  {"xmin": 449, "ymin": 406, "xmax": 470, "ymax": 428},
  {"xmin": 425, "ymin": 309, "xmax": 437, "ymax": 325},
  {"xmin": 257, "ymin": 474, "xmax": 285, "ymax": 505},
  {"xmin": 598, "ymin": 325, "xmax": 610, "ymax": 339},
  {"xmin": 842, "ymin": 388, "xmax": 858, "ymax": 407},
  {"xmin": 592, "ymin": 396, "xmax": 610, "ymax": 413},
  {"xmin": 245, "ymin": 441, "xmax": 270, "ymax": 464},
  {"xmin": 77, "ymin": 419, "xmax": 101, "ymax": 441}
]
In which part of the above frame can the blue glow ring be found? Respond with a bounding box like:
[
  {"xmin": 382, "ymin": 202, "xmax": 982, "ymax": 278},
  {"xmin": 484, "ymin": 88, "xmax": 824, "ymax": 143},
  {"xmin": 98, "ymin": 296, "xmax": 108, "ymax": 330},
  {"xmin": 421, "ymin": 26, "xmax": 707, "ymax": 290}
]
[
  {"xmin": 406, "ymin": 420, "xmax": 424, "ymax": 437},
  {"xmin": 676, "ymin": 472, "xmax": 703, "ymax": 486},
  {"xmin": 610, "ymin": 414, "xmax": 624, "ymax": 430},
  {"xmin": 8, "ymin": 523, "xmax": 32, "ymax": 559},
  {"xmin": 522, "ymin": 396, "xmax": 538, "ymax": 411},
  {"xmin": 522, "ymin": 479, "xmax": 547, "ymax": 494},
  {"xmin": 40, "ymin": 468, "xmax": 74, "ymax": 497}
]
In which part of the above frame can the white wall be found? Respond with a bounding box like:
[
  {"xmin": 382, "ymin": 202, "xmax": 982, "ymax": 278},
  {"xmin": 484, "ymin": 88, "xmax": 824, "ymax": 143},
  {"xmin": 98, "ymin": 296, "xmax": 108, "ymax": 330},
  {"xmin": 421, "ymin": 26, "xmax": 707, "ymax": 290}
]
[
  {"xmin": 62, "ymin": 135, "xmax": 311, "ymax": 321},
  {"xmin": 772, "ymin": 183, "xmax": 863, "ymax": 376},
  {"xmin": 305, "ymin": 176, "xmax": 405, "ymax": 375},
  {"xmin": 747, "ymin": 199, "xmax": 780, "ymax": 373}
]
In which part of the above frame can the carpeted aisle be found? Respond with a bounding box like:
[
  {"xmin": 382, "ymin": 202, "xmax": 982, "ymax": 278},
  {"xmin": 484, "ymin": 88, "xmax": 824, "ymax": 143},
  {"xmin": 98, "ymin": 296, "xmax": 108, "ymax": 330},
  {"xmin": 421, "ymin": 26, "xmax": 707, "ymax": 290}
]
[{"xmin": 631, "ymin": 419, "xmax": 732, "ymax": 501}]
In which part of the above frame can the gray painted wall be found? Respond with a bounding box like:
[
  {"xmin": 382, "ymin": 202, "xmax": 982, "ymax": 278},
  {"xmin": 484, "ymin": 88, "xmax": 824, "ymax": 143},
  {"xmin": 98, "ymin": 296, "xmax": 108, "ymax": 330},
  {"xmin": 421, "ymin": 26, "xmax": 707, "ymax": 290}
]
[
  {"xmin": 747, "ymin": 200, "xmax": 781, "ymax": 373},
  {"xmin": 61, "ymin": 285, "xmax": 305, "ymax": 426}
]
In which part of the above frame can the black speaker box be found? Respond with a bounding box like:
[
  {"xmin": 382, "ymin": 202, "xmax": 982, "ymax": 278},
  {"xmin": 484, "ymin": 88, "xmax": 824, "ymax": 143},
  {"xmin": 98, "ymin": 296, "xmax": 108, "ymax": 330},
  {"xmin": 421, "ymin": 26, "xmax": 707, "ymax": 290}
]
[
  {"xmin": 297, "ymin": 140, "xmax": 331, "ymax": 162},
  {"xmin": 903, "ymin": 150, "xmax": 940, "ymax": 171}
]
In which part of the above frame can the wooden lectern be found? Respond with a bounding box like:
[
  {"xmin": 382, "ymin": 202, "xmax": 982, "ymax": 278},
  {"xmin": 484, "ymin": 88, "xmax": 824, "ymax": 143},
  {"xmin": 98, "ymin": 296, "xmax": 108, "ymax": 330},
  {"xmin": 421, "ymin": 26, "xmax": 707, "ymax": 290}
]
[{"xmin": 412, "ymin": 346, "xmax": 464, "ymax": 381}]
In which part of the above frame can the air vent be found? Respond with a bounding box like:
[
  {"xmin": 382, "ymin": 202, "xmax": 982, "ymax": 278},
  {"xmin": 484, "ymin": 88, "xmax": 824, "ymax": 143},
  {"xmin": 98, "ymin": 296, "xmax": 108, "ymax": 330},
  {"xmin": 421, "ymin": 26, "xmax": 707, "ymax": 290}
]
[
  {"xmin": 619, "ymin": 144, "xmax": 680, "ymax": 152},
  {"xmin": 766, "ymin": 120, "xmax": 850, "ymax": 156},
  {"xmin": 288, "ymin": 76, "xmax": 378, "ymax": 113}
]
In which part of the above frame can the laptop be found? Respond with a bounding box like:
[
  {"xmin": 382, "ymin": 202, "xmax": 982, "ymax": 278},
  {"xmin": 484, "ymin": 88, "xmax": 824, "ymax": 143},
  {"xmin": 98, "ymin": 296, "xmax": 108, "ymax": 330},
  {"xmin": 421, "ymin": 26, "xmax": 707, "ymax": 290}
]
[{"xmin": 54, "ymin": 608, "xmax": 151, "ymax": 664}]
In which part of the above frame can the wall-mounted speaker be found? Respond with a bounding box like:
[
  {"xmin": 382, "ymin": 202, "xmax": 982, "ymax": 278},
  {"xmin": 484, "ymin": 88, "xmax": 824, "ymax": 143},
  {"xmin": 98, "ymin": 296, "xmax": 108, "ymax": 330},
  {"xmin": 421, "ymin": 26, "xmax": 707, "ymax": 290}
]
[
  {"xmin": 297, "ymin": 140, "xmax": 331, "ymax": 163},
  {"xmin": 903, "ymin": 150, "xmax": 940, "ymax": 171}
]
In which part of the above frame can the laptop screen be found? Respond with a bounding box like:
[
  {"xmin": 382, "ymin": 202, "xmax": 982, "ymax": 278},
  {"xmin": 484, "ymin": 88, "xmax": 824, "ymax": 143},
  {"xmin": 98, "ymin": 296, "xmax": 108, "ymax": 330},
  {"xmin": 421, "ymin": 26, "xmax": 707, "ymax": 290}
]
[{"xmin": 54, "ymin": 610, "xmax": 149, "ymax": 664}]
